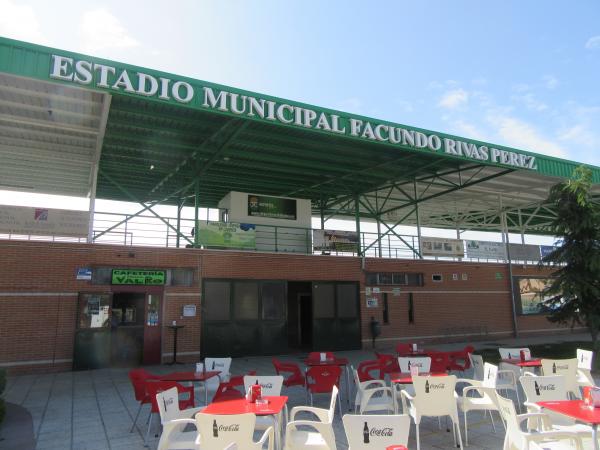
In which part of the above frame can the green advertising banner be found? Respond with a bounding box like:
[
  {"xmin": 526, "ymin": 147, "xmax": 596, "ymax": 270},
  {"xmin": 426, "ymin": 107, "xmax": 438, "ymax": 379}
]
[
  {"xmin": 111, "ymin": 269, "xmax": 166, "ymax": 285},
  {"xmin": 247, "ymin": 194, "xmax": 297, "ymax": 220},
  {"xmin": 198, "ymin": 221, "xmax": 256, "ymax": 249}
]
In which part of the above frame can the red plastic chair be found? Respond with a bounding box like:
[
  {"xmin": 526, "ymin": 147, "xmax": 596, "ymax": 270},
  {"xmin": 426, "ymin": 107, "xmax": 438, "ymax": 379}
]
[
  {"xmin": 375, "ymin": 352, "xmax": 400, "ymax": 379},
  {"xmin": 307, "ymin": 351, "xmax": 335, "ymax": 362},
  {"xmin": 426, "ymin": 351, "xmax": 451, "ymax": 372},
  {"xmin": 272, "ymin": 358, "xmax": 306, "ymax": 388},
  {"xmin": 447, "ymin": 345, "xmax": 475, "ymax": 372},
  {"xmin": 212, "ymin": 371, "xmax": 256, "ymax": 402},
  {"xmin": 395, "ymin": 343, "xmax": 413, "ymax": 356},
  {"xmin": 144, "ymin": 380, "xmax": 195, "ymax": 445},
  {"xmin": 128, "ymin": 368, "xmax": 161, "ymax": 433},
  {"xmin": 305, "ymin": 365, "xmax": 342, "ymax": 416},
  {"xmin": 356, "ymin": 359, "xmax": 383, "ymax": 382}
]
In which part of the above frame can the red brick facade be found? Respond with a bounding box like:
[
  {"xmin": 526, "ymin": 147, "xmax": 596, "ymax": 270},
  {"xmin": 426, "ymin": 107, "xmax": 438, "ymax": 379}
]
[{"xmin": 0, "ymin": 240, "xmax": 580, "ymax": 374}]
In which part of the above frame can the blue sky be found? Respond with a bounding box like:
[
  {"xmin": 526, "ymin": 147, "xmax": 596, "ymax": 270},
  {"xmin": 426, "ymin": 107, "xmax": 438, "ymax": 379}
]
[
  {"xmin": 0, "ymin": 0, "xmax": 598, "ymax": 244},
  {"xmin": 1, "ymin": 0, "xmax": 599, "ymax": 166}
]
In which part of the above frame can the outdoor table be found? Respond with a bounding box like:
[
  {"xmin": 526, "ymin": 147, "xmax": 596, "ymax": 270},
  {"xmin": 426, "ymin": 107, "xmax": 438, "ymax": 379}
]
[
  {"xmin": 160, "ymin": 370, "xmax": 221, "ymax": 405},
  {"xmin": 166, "ymin": 324, "xmax": 185, "ymax": 365},
  {"xmin": 203, "ymin": 395, "xmax": 288, "ymax": 449},
  {"xmin": 501, "ymin": 358, "xmax": 542, "ymax": 368},
  {"xmin": 537, "ymin": 400, "xmax": 600, "ymax": 450},
  {"xmin": 397, "ymin": 350, "xmax": 429, "ymax": 357},
  {"xmin": 389, "ymin": 371, "xmax": 448, "ymax": 384},
  {"xmin": 305, "ymin": 356, "xmax": 351, "ymax": 410}
]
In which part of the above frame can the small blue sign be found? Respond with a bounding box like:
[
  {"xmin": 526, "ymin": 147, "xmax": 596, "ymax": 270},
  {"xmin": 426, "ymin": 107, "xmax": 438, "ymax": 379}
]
[{"xmin": 76, "ymin": 267, "xmax": 92, "ymax": 280}]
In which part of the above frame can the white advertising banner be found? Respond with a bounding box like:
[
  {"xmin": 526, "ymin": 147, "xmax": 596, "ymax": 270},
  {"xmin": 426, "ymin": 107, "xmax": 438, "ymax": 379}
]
[
  {"xmin": 466, "ymin": 240, "xmax": 508, "ymax": 260},
  {"xmin": 313, "ymin": 229, "xmax": 359, "ymax": 251},
  {"xmin": 509, "ymin": 243, "xmax": 541, "ymax": 261},
  {"xmin": 0, "ymin": 205, "xmax": 89, "ymax": 237},
  {"xmin": 420, "ymin": 236, "xmax": 464, "ymax": 257}
]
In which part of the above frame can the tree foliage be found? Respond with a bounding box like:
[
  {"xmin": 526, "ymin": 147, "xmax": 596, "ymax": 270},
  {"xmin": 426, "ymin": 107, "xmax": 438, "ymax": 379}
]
[{"xmin": 540, "ymin": 166, "xmax": 600, "ymax": 347}]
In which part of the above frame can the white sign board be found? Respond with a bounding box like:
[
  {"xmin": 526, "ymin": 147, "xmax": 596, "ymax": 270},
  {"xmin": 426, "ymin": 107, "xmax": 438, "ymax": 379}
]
[
  {"xmin": 509, "ymin": 243, "xmax": 541, "ymax": 261},
  {"xmin": 0, "ymin": 205, "xmax": 89, "ymax": 237},
  {"xmin": 466, "ymin": 240, "xmax": 508, "ymax": 260},
  {"xmin": 366, "ymin": 298, "xmax": 378, "ymax": 308},
  {"xmin": 420, "ymin": 236, "xmax": 464, "ymax": 257},
  {"xmin": 182, "ymin": 305, "xmax": 196, "ymax": 317}
]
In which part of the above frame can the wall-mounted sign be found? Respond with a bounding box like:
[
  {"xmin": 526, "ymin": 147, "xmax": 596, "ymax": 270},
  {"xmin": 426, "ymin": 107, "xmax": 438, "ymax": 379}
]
[
  {"xmin": 514, "ymin": 277, "xmax": 553, "ymax": 315},
  {"xmin": 366, "ymin": 298, "xmax": 378, "ymax": 308},
  {"xmin": 466, "ymin": 240, "xmax": 507, "ymax": 260},
  {"xmin": 76, "ymin": 267, "xmax": 92, "ymax": 280},
  {"xmin": 247, "ymin": 194, "xmax": 296, "ymax": 220},
  {"xmin": 420, "ymin": 237, "xmax": 464, "ymax": 257},
  {"xmin": 540, "ymin": 245, "xmax": 559, "ymax": 258},
  {"xmin": 372, "ymin": 287, "xmax": 381, "ymax": 293},
  {"xmin": 495, "ymin": 272, "xmax": 504, "ymax": 280},
  {"xmin": 365, "ymin": 287, "xmax": 372, "ymax": 295},
  {"xmin": 0, "ymin": 204, "xmax": 89, "ymax": 237},
  {"xmin": 508, "ymin": 244, "xmax": 541, "ymax": 262},
  {"xmin": 111, "ymin": 269, "xmax": 165, "ymax": 285},
  {"xmin": 182, "ymin": 305, "xmax": 196, "ymax": 317},
  {"xmin": 392, "ymin": 288, "xmax": 401, "ymax": 296},
  {"xmin": 48, "ymin": 54, "xmax": 538, "ymax": 172},
  {"xmin": 313, "ymin": 229, "xmax": 358, "ymax": 251},
  {"xmin": 197, "ymin": 221, "xmax": 256, "ymax": 249}
]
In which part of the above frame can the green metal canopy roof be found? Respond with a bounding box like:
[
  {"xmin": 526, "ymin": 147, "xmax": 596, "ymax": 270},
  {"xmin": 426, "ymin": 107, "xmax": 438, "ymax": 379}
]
[{"xmin": 1, "ymin": 36, "xmax": 599, "ymax": 235}]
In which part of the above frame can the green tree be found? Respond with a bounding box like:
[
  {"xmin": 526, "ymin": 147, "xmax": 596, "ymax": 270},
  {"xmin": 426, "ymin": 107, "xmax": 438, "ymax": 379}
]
[{"xmin": 540, "ymin": 166, "xmax": 600, "ymax": 348}]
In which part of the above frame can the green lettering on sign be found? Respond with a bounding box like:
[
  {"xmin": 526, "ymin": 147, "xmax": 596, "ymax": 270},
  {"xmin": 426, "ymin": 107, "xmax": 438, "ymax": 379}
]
[{"xmin": 111, "ymin": 269, "xmax": 165, "ymax": 285}]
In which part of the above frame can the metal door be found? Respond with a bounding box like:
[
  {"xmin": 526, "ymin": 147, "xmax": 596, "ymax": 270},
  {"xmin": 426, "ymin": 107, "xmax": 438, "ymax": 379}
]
[{"xmin": 312, "ymin": 282, "xmax": 360, "ymax": 351}]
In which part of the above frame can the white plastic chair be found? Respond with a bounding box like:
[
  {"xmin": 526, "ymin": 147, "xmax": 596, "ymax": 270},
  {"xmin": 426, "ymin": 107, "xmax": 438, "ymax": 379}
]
[
  {"xmin": 243, "ymin": 375, "xmax": 285, "ymax": 447},
  {"xmin": 400, "ymin": 374, "xmax": 463, "ymax": 450},
  {"xmin": 204, "ymin": 357, "xmax": 232, "ymax": 393},
  {"xmin": 457, "ymin": 363, "xmax": 503, "ymax": 445},
  {"xmin": 342, "ymin": 414, "xmax": 410, "ymax": 449},
  {"xmin": 520, "ymin": 375, "xmax": 592, "ymax": 437},
  {"xmin": 576, "ymin": 349, "xmax": 594, "ymax": 388},
  {"xmin": 499, "ymin": 348, "xmax": 531, "ymax": 360},
  {"xmin": 540, "ymin": 359, "xmax": 580, "ymax": 399},
  {"xmin": 155, "ymin": 387, "xmax": 203, "ymax": 450},
  {"xmin": 497, "ymin": 361, "xmax": 523, "ymax": 411},
  {"xmin": 468, "ymin": 353, "xmax": 484, "ymax": 381},
  {"xmin": 351, "ymin": 367, "xmax": 395, "ymax": 414},
  {"xmin": 195, "ymin": 412, "xmax": 274, "ymax": 450},
  {"xmin": 496, "ymin": 393, "xmax": 584, "ymax": 450},
  {"xmin": 398, "ymin": 357, "xmax": 432, "ymax": 373},
  {"xmin": 284, "ymin": 385, "xmax": 338, "ymax": 450}
]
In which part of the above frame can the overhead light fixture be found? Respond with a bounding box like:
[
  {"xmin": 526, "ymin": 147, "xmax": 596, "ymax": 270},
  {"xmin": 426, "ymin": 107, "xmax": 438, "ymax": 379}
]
[{"xmin": 150, "ymin": 165, "xmax": 155, "ymax": 170}]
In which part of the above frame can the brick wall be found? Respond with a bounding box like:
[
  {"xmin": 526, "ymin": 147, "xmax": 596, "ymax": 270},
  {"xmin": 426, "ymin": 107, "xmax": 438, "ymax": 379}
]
[{"xmin": 0, "ymin": 240, "xmax": 578, "ymax": 373}]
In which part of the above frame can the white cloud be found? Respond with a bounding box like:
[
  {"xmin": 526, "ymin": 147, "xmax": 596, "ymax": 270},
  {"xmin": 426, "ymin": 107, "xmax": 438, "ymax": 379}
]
[
  {"xmin": 558, "ymin": 124, "xmax": 597, "ymax": 148},
  {"xmin": 0, "ymin": 0, "xmax": 44, "ymax": 44},
  {"xmin": 487, "ymin": 114, "xmax": 566, "ymax": 158},
  {"xmin": 333, "ymin": 97, "xmax": 363, "ymax": 113},
  {"xmin": 511, "ymin": 93, "xmax": 548, "ymax": 111},
  {"xmin": 438, "ymin": 88, "xmax": 469, "ymax": 109},
  {"xmin": 452, "ymin": 120, "xmax": 489, "ymax": 142},
  {"xmin": 543, "ymin": 75, "xmax": 558, "ymax": 90},
  {"xmin": 79, "ymin": 9, "xmax": 139, "ymax": 54},
  {"xmin": 585, "ymin": 36, "xmax": 600, "ymax": 50}
]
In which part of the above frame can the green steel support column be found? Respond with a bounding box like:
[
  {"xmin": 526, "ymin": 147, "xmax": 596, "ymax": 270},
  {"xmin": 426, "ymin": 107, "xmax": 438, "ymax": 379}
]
[
  {"xmin": 176, "ymin": 198, "xmax": 182, "ymax": 248},
  {"xmin": 320, "ymin": 206, "xmax": 325, "ymax": 229},
  {"xmin": 414, "ymin": 180, "xmax": 423, "ymax": 259},
  {"xmin": 501, "ymin": 196, "xmax": 519, "ymax": 338},
  {"xmin": 375, "ymin": 192, "xmax": 382, "ymax": 257},
  {"xmin": 354, "ymin": 193, "xmax": 362, "ymax": 256},
  {"xmin": 194, "ymin": 180, "xmax": 200, "ymax": 248}
]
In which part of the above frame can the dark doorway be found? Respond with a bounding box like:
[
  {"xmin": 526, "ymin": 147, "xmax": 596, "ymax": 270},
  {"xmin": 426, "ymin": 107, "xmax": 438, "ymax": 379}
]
[
  {"xmin": 287, "ymin": 281, "xmax": 312, "ymax": 350},
  {"xmin": 110, "ymin": 292, "xmax": 145, "ymax": 366}
]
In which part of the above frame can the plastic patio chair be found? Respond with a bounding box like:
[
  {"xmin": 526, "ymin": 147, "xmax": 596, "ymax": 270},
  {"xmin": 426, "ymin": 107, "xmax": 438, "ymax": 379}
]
[
  {"xmin": 155, "ymin": 387, "xmax": 203, "ymax": 450},
  {"xmin": 343, "ymin": 414, "xmax": 410, "ymax": 449},
  {"xmin": 447, "ymin": 346, "xmax": 475, "ymax": 373},
  {"xmin": 499, "ymin": 347, "xmax": 532, "ymax": 361},
  {"xmin": 426, "ymin": 351, "xmax": 451, "ymax": 373},
  {"xmin": 395, "ymin": 343, "xmax": 414, "ymax": 356},
  {"xmin": 204, "ymin": 357, "xmax": 232, "ymax": 393},
  {"xmin": 398, "ymin": 357, "xmax": 431, "ymax": 373},
  {"xmin": 376, "ymin": 352, "xmax": 400, "ymax": 379},
  {"xmin": 196, "ymin": 412, "xmax": 274, "ymax": 450},
  {"xmin": 284, "ymin": 385, "xmax": 338, "ymax": 450},
  {"xmin": 576, "ymin": 349, "xmax": 594, "ymax": 388},
  {"xmin": 351, "ymin": 366, "xmax": 395, "ymax": 414},
  {"xmin": 468, "ymin": 353, "xmax": 484, "ymax": 380},
  {"xmin": 243, "ymin": 375, "xmax": 285, "ymax": 445},
  {"xmin": 305, "ymin": 365, "xmax": 342, "ymax": 417},
  {"xmin": 456, "ymin": 362, "xmax": 503, "ymax": 445},
  {"xmin": 520, "ymin": 374, "xmax": 592, "ymax": 437},
  {"xmin": 356, "ymin": 359, "xmax": 383, "ymax": 382},
  {"xmin": 496, "ymin": 393, "xmax": 584, "ymax": 450},
  {"xmin": 272, "ymin": 358, "xmax": 306, "ymax": 388},
  {"xmin": 307, "ymin": 351, "xmax": 335, "ymax": 362},
  {"xmin": 145, "ymin": 380, "xmax": 196, "ymax": 447},
  {"xmin": 540, "ymin": 359, "xmax": 580, "ymax": 399},
  {"xmin": 128, "ymin": 368, "xmax": 162, "ymax": 433},
  {"xmin": 212, "ymin": 371, "xmax": 256, "ymax": 402},
  {"xmin": 400, "ymin": 374, "xmax": 463, "ymax": 450}
]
